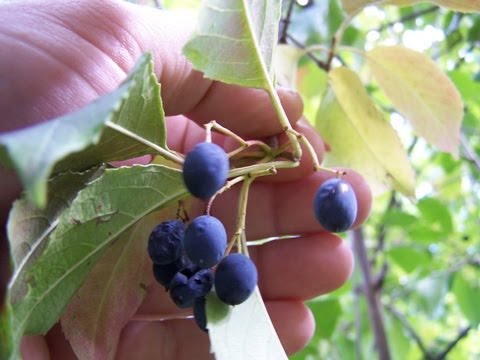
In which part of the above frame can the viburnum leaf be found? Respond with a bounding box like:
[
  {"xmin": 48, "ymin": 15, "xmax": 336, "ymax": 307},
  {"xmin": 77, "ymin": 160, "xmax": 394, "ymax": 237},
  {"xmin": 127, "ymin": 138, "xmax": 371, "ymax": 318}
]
[
  {"xmin": 366, "ymin": 45, "xmax": 464, "ymax": 157},
  {"xmin": 9, "ymin": 165, "xmax": 187, "ymax": 352},
  {"xmin": 1, "ymin": 168, "xmax": 104, "ymax": 360},
  {"xmin": 316, "ymin": 67, "xmax": 415, "ymax": 196},
  {"xmin": 61, "ymin": 212, "xmax": 160, "ymax": 360},
  {"xmin": 340, "ymin": 0, "xmax": 480, "ymax": 14},
  {"xmin": 0, "ymin": 53, "xmax": 166, "ymax": 207},
  {"xmin": 183, "ymin": 0, "xmax": 281, "ymax": 89},
  {"xmin": 452, "ymin": 272, "xmax": 480, "ymax": 327},
  {"xmin": 0, "ymin": 303, "xmax": 16, "ymax": 360},
  {"xmin": 208, "ymin": 288, "xmax": 288, "ymax": 360},
  {"xmin": 8, "ymin": 168, "xmax": 105, "ymax": 281}
]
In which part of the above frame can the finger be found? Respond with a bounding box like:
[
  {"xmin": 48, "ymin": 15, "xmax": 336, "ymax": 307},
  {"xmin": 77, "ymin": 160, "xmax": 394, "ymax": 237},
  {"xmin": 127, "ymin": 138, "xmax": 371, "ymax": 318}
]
[
  {"xmin": 123, "ymin": 300, "xmax": 313, "ymax": 359},
  {"xmin": 250, "ymin": 233, "xmax": 353, "ymax": 300},
  {"xmin": 20, "ymin": 336, "xmax": 50, "ymax": 360},
  {"xmin": 1, "ymin": 1, "xmax": 303, "ymax": 139},
  {"xmin": 119, "ymin": 3, "xmax": 304, "ymax": 137},
  {"xmin": 207, "ymin": 169, "xmax": 372, "ymax": 240},
  {"xmin": 139, "ymin": 233, "xmax": 351, "ymax": 318},
  {"xmin": 185, "ymin": 84, "xmax": 304, "ymax": 138},
  {"xmin": 116, "ymin": 320, "xmax": 211, "ymax": 360},
  {"xmin": 165, "ymin": 115, "xmax": 326, "ymax": 183},
  {"xmin": 266, "ymin": 300, "xmax": 314, "ymax": 356}
]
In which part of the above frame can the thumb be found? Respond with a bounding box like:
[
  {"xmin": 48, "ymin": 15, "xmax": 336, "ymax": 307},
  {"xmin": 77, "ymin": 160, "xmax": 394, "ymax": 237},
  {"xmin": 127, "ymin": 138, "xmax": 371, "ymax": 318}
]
[{"xmin": 125, "ymin": 2, "xmax": 304, "ymax": 138}]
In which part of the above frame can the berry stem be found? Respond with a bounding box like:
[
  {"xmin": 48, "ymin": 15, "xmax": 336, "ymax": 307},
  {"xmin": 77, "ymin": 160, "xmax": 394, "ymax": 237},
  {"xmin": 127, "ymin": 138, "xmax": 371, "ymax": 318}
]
[
  {"xmin": 106, "ymin": 121, "xmax": 185, "ymax": 164},
  {"xmin": 207, "ymin": 120, "xmax": 247, "ymax": 146},
  {"xmin": 228, "ymin": 160, "xmax": 298, "ymax": 178},
  {"xmin": 225, "ymin": 168, "xmax": 274, "ymax": 256},
  {"xmin": 265, "ymin": 81, "xmax": 303, "ymax": 161}
]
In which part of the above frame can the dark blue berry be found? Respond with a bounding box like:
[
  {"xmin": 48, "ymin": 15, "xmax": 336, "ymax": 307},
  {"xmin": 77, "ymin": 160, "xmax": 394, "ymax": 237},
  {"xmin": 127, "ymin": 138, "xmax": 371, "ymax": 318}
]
[
  {"xmin": 169, "ymin": 269, "xmax": 214, "ymax": 308},
  {"xmin": 152, "ymin": 254, "xmax": 196, "ymax": 289},
  {"xmin": 214, "ymin": 253, "xmax": 258, "ymax": 306},
  {"xmin": 184, "ymin": 215, "xmax": 227, "ymax": 269},
  {"xmin": 152, "ymin": 262, "xmax": 179, "ymax": 288},
  {"xmin": 183, "ymin": 142, "xmax": 229, "ymax": 199},
  {"xmin": 313, "ymin": 178, "xmax": 358, "ymax": 232},
  {"xmin": 194, "ymin": 297, "xmax": 208, "ymax": 332},
  {"xmin": 148, "ymin": 220, "xmax": 185, "ymax": 265}
]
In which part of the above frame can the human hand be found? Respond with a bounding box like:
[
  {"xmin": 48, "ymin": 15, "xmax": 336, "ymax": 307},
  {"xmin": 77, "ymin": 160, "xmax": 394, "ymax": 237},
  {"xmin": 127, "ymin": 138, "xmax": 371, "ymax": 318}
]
[{"xmin": 0, "ymin": 1, "xmax": 372, "ymax": 359}]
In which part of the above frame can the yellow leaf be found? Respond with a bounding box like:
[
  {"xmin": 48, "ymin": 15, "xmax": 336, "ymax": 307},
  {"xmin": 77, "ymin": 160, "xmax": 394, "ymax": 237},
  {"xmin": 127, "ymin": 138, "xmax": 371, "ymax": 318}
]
[
  {"xmin": 275, "ymin": 44, "xmax": 301, "ymax": 89},
  {"xmin": 316, "ymin": 67, "xmax": 415, "ymax": 196},
  {"xmin": 366, "ymin": 46, "xmax": 464, "ymax": 157},
  {"xmin": 340, "ymin": 0, "xmax": 372, "ymax": 14},
  {"xmin": 387, "ymin": 0, "xmax": 480, "ymax": 12}
]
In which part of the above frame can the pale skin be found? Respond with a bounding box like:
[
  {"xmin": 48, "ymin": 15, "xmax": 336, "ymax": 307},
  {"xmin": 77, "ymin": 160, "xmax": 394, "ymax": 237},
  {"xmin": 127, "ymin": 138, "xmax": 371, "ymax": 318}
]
[{"xmin": 0, "ymin": 1, "xmax": 373, "ymax": 359}]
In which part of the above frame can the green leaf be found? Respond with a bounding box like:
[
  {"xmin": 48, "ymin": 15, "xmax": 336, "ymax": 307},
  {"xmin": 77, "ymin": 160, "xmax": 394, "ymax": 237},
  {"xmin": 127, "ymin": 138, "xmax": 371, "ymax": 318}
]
[
  {"xmin": 449, "ymin": 70, "xmax": 480, "ymax": 104},
  {"xmin": 0, "ymin": 303, "xmax": 17, "ymax": 360},
  {"xmin": 387, "ymin": 246, "xmax": 431, "ymax": 273},
  {"xmin": 385, "ymin": 313, "xmax": 412, "ymax": 360},
  {"xmin": 316, "ymin": 67, "xmax": 415, "ymax": 196},
  {"xmin": 206, "ymin": 291, "xmax": 232, "ymax": 324},
  {"xmin": 452, "ymin": 271, "xmax": 480, "ymax": 327},
  {"xmin": 382, "ymin": 209, "xmax": 418, "ymax": 227},
  {"xmin": 366, "ymin": 46, "xmax": 464, "ymax": 157},
  {"xmin": 61, "ymin": 213, "xmax": 159, "ymax": 360},
  {"xmin": 0, "ymin": 53, "xmax": 166, "ymax": 207},
  {"xmin": 413, "ymin": 272, "xmax": 450, "ymax": 318},
  {"xmin": 9, "ymin": 165, "xmax": 187, "ymax": 349},
  {"xmin": 8, "ymin": 168, "xmax": 104, "ymax": 277},
  {"xmin": 417, "ymin": 197, "xmax": 453, "ymax": 234},
  {"xmin": 309, "ymin": 298, "xmax": 342, "ymax": 339},
  {"xmin": 208, "ymin": 288, "xmax": 288, "ymax": 360},
  {"xmin": 183, "ymin": 0, "xmax": 281, "ymax": 89}
]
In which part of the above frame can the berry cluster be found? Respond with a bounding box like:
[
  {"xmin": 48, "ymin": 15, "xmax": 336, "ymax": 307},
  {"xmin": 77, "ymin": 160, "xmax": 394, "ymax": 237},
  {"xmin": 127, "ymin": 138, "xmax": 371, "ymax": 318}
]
[
  {"xmin": 148, "ymin": 216, "xmax": 258, "ymax": 332},
  {"xmin": 147, "ymin": 142, "xmax": 258, "ymax": 332},
  {"xmin": 147, "ymin": 139, "xmax": 358, "ymax": 332}
]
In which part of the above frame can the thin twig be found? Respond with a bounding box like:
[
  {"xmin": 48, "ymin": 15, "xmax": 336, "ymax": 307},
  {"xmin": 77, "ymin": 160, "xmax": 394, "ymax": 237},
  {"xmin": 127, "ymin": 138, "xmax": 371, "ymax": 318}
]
[
  {"xmin": 460, "ymin": 132, "xmax": 480, "ymax": 173},
  {"xmin": 385, "ymin": 303, "xmax": 430, "ymax": 356},
  {"xmin": 434, "ymin": 326, "xmax": 471, "ymax": 360},
  {"xmin": 376, "ymin": 5, "xmax": 439, "ymax": 32},
  {"xmin": 286, "ymin": 34, "xmax": 329, "ymax": 71},
  {"xmin": 351, "ymin": 227, "xmax": 391, "ymax": 360},
  {"xmin": 279, "ymin": 0, "xmax": 296, "ymax": 44}
]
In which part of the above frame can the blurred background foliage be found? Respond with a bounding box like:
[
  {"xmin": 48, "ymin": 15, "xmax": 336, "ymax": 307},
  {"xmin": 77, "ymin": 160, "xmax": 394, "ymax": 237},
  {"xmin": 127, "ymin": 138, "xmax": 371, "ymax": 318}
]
[{"xmin": 136, "ymin": 0, "xmax": 480, "ymax": 358}]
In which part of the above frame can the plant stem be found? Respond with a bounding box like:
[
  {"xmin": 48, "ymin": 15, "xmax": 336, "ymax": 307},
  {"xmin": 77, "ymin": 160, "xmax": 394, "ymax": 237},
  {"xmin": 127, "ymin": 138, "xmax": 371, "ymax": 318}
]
[
  {"xmin": 225, "ymin": 169, "xmax": 273, "ymax": 256},
  {"xmin": 330, "ymin": 0, "xmax": 388, "ymax": 68},
  {"xmin": 352, "ymin": 227, "xmax": 391, "ymax": 360},
  {"xmin": 385, "ymin": 303, "xmax": 430, "ymax": 356},
  {"xmin": 279, "ymin": 0, "xmax": 296, "ymax": 44},
  {"xmin": 460, "ymin": 132, "xmax": 480, "ymax": 172},
  {"xmin": 106, "ymin": 121, "xmax": 185, "ymax": 164},
  {"xmin": 434, "ymin": 326, "xmax": 471, "ymax": 360},
  {"xmin": 228, "ymin": 160, "xmax": 298, "ymax": 178},
  {"xmin": 286, "ymin": 34, "xmax": 329, "ymax": 70},
  {"xmin": 262, "ymin": 76, "xmax": 303, "ymax": 161}
]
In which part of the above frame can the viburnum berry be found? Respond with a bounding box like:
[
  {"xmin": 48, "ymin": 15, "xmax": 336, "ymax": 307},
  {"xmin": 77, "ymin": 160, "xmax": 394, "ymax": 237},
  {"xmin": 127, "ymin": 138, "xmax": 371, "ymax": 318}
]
[
  {"xmin": 184, "ymin": 215, "xmax": 227, "ymax": 269},
  {"xmin": 147, "ymin": 220, "xmax": 185, "ymax": 265},
  {"xmin": 313, "ymin": 178, "xmax": 358, "ymax": 232},
  {"xmin": 214, "ymin": 253, "xmax": 258, "ymax": 306},
  {"xmin": 182, "ymin": 142, "xmax": 229, "ymax": 199}
]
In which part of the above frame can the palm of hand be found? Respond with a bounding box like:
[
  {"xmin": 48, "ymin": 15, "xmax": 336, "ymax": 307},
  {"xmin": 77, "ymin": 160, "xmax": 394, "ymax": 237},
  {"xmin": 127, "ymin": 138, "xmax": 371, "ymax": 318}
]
[{"xmin": 1, "ymin": 1, "xmax": 372, "ymax": 359}]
